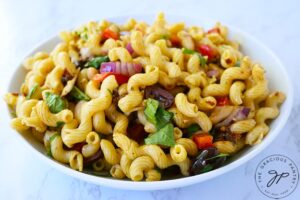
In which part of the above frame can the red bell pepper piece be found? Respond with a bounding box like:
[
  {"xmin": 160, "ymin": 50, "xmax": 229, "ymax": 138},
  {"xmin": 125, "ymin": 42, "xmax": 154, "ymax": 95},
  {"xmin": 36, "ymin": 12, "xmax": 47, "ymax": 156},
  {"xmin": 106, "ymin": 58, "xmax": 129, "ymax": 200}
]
[
  {"xmin": 216, "ymin": 96, "xmax": 230, "ymax": 106},
  {"xmin": 193, "ymin": 133, "xmax": 213, "ymax": 149},
  {"xmin": 102, "ymin": 28, "xmax": 119, "ymax": 40}
]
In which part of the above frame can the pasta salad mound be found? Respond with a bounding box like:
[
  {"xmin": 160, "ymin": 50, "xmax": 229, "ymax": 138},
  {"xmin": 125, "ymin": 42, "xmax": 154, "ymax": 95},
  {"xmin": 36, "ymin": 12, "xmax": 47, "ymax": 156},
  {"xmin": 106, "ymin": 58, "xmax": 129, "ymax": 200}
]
[{"xmin": 4, "ymin": 13, "xmax": 285, "ymax": 181}]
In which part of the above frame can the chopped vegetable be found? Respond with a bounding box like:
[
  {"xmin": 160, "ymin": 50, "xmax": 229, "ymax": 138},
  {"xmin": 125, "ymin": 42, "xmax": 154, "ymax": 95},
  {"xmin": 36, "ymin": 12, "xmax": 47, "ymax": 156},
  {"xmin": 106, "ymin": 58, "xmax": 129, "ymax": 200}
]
[
  {"xmin": 192, "ymin": 133, "xmax": 213, "ymax": 149},
  {"xmin": 93, "ymin": 72, "xmax": 129, "ymax": 85},
  {"xmin": 45, "ymin": 92, "xmax": 67, "ymax": 114},
  {"xmin": 85, "ymin": 56, "xmax": 109, "ymax": 69},
  {"xmin": 126, "ymin": 43, "xmax": 134, "ymax": 54},
  {"xmin": 206, "ymin": 69, "xmax": 220, "ymax": 78},
  {"xmin": 46, "ymin": 149, "xmax": 52, "ymax": 157},
  {"xmin": 170, "ymin": 35, "xmax": 181, "ymax": 47},
  {"xmin": 235, "ymin": 60, "xmax": 241, "ymax": 67},
  {"xmin": 56, "ymin": 121, "xmax": 65, "ymax": 128},
  {"xmin": 182, "ymin": 48, "xmax": 206, "ymax": 67},
  {"xmin": 145, "ymin": 123, "xmax": 175, "ymax": 147},
  {"xmin": 197, "ymin": 44, "xmax": 218, "ymax": 60},
  {"xmin": 206, "ymin": 153, "xmax": 229, "ymax": 161},
  {"xmin": 144, "ymin": 85, "xmax": 174, "ymax": 108},
  {"xmin": 93, "ymin": 73, "xmax": 113, "ymax": 83},
  {"xmin": 144, "ymin": 98, "xmax": 160, "ymax": 125},
  {"xmin": 100, "ymin": 62, "xmax": 142, "ymax": 76},
  {"xmin": 144, "ymin": 98, "xmax": 174, "ymax": 129},
  {"xmin": 155, "ymin": 107, "xmax": 174, "ymax": 130},
  {"xmin": 190, "ymin": 147, "xmax": 227, "ymax": 175},
  {"xmin": 26, "ymin": 84, "xmax": 39, "ymax": 100},
  {"xmin": 68, "ymin": 86, "xmax": 91, "ymax": 101},
  {"xmin": 216, "ymin": 96, "xmax": 230, "ymax": 106},
  {"xmin": 186, "ymin": 124, "xmax": 200, "ymax": 135},
  {"xmin": 215, "ymin": 107, "xmax": 250, "ymax": 128},
  {"xmin": 102, "ymin": 28, "xmax": 119, "ymax": 40},
  {"xmin": 49, "ymin": 133, "xmax": 59, "ymax": 143},
  {"xmin": 113, "ymin": 74, "xmax": 130, "ymax": 85},
  {"xmin": 207, "ymin": 27, "xmax": 220, "ymax": 34}
]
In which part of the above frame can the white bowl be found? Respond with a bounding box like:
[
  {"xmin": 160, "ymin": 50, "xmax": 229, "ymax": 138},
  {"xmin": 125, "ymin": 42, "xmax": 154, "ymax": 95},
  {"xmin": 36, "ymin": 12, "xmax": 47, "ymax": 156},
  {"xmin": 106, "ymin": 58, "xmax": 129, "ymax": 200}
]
[{"xmin": 6, "ymin": 14, "xmax": 293, "ymax": 190}]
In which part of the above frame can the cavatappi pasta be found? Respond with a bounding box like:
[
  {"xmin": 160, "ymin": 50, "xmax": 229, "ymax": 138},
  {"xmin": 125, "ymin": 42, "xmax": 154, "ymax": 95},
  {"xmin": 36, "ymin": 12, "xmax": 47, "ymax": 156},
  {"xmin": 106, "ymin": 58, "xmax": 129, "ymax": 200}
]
[{"xmin": 5, "ymin": 13, "xmax": 285, "ymax": 181}]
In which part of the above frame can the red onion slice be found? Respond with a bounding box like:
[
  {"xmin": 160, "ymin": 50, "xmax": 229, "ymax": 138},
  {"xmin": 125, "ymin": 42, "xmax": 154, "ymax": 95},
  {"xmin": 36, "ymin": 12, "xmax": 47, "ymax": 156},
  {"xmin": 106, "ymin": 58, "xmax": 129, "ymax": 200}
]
[
  {"xmin": 126, "ymin": 43, "xmax": 134, "ymax": 54},
  {"xmin": 215, "ymin": 107, "xmax": 250, "ymax": 128},
  {"xmin": 206, "ymin": 69, "xmax": 220, "ymax": 78},
  {"xmin": 100, "ymin": 61, "xmax": 142, "ymax": 76}
]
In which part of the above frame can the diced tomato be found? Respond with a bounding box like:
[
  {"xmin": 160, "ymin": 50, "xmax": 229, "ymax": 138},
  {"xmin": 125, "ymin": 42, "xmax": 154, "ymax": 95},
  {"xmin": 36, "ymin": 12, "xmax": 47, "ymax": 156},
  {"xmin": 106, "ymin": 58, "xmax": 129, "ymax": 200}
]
[
  {"xmin": 216, "ymin": 96, "xmax": 230, "ymax": 106},
  {"xmin": 192, "ymin": 133, "xmax": 213, "ymax": 149},
  {"xmin": 197, "ymin": 44, "xmax": 218, "ymax": 60},
  {"xmin": 93, "ymin": 73, "xmax": 129, "ymax": 85},
  {"xmin": 127, "ymin": 123, "xmax": 148, "ymax": 143},
  {"xmin": 170, "ymin": 35, "xmax": 181, "ymax": 47},
  {"xmin": 102, "ymin": 28, "xmax": 119, "ymax": 40},
  {"xmin": 113, "ymin": 74, "xmax": 130, "ymax": 85},
  {"xmin": 207, "ymin": 27, "xmax": 220, "ymax": 34}
]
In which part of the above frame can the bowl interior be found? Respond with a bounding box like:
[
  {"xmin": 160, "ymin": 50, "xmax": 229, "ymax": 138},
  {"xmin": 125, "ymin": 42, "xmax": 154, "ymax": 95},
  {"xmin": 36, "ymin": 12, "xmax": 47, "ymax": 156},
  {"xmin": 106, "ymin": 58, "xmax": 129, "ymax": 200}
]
[{"xmin": 6, "ymin": 14, "xmax": 293, "ymax": 189}]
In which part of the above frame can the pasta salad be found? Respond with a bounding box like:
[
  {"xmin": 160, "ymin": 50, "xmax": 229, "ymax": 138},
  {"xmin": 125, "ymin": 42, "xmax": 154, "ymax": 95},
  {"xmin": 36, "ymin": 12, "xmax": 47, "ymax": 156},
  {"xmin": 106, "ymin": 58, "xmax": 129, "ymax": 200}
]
[{"xmin": 4, "ymin": 13, "xmax": 285, "ymax": 181}]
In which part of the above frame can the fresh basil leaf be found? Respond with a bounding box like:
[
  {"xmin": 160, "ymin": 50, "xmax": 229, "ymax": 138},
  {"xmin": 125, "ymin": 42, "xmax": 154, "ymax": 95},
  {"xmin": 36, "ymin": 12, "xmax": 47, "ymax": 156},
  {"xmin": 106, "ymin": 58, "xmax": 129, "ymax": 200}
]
[
  {"xmin": 84, "ymin": 56, "xmax": 109, "ymax": 69},
  {"xmin": 186, "ymin": 124, "xmax": 200, "ymax": 135},
  {"xmin": 56, "ymin": 121, "xmax": 65, "ymax": 128},
  {"xmin": 45, "ymin": 92, "xmax": 67, "ymax": 114},
  {"xmin": 145, "ymin": 123, "xmax": 175, "ymax": 147},
  {"xmin": 49, "ymin": 133, "xmax": 59, "ymax": 143},
  {"xmin": 182, "ymin": 48, "xmax": 196, "ymax": 54},
  {"xmin": 26, "ymin": 84, "xmax": 39, "ymax": 100},
  {"xmin": 144, "ymin": 98, "xmax": 159, "ymax": 125},
  {"xmin": 155, "ymin": 107, "xmax": 174, "ymax": 130},
  {"xmin": 200, "ymin": 164, "xmax": 213, "ymax": 173},
  {"xmin": 68, "ymin": 86, "xmax": 90, "ymax": 101},
  {"xmin": 206, "ymin": 153, "xmax": 229, "ymax": 161}
]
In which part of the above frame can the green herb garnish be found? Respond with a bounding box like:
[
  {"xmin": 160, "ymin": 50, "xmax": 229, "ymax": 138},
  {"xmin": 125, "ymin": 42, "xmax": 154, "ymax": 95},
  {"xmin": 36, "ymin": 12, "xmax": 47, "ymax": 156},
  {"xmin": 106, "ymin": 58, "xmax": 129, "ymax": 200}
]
[
  {"xmin": 182, "ymin": 48, "xmax": 206, "ymax": 67},
  {"xmin": 144, "ymin": 98, "xmax": 160, "ymax": 126},
  {"xmin": 56, "ymin": 121, "xmax": 65, "ymax": 128},
  {"xmin": 144, "ymin": 98, "xmax": 175, "ymax": 147},
  {"xmin": 84, "ymin": 56, "xmax": 109, "ymax": 69},
  {"xmin": 155, "ymin": 107, "xmax": 174, "ymax": 130},
  {"xmin": 186, "ymin": 124, "xmax": 200, "ymax": 136},
  {"xmin": 235, "ymin": 60, "xmax": 241, "ymax": 67},
  {"xmin": 45, "ymin": 92, "xmax": 67, "ymax": 114},
  {"xmin": 49, "ymin": 133, "xmax": 59, "ymax": 143},
  {"xmin": 145, "ymin": 123, "xmax": 175, "ymax": 147},
  {"xmin": 46, "ymin": 149, "xmax": 52, "ymax": 157},
  {"xmin": 26, "ymin": 84, "xmax": 39, "ymax": 99},
  {"xmin": 200, "ymin": 164, "xmax": 214, "ymax": 173},
  {"xmin": 206, "ymin": 153, "xmax": 229, "ymax": 161},
  {"xmin": 68, "ymin": 86, "xmax": 90, "ymax": 101}
]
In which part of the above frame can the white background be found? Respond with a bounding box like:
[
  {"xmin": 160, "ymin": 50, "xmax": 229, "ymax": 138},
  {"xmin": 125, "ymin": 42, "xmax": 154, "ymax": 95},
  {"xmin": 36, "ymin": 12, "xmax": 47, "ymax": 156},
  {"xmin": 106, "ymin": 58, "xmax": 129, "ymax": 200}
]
[{"xmin": 0, "ymin": 0, "xmax": 300, "ymax": 199}]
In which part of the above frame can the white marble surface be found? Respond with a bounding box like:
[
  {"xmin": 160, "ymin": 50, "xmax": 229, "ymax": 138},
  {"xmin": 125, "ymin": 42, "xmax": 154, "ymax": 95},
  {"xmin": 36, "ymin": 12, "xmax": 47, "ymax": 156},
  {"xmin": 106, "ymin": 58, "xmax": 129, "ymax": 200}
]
[{"xmin": 0, "ymin": 0, "xmax": 300, "ymax": 199}]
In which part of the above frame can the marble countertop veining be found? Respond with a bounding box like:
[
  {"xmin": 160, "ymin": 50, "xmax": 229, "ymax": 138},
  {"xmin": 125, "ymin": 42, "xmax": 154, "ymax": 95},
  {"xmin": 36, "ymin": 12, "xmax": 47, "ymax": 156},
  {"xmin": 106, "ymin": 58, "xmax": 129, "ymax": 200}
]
[{"xmin": 0, "ymin": 0, "xmax": 300, "ymax": 199}]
